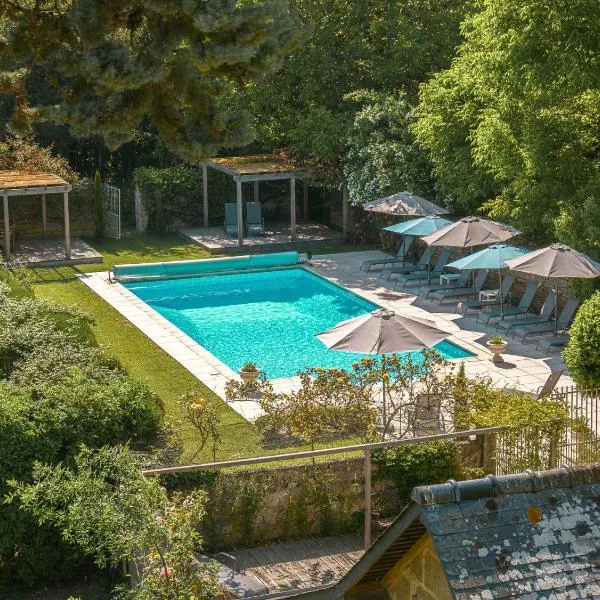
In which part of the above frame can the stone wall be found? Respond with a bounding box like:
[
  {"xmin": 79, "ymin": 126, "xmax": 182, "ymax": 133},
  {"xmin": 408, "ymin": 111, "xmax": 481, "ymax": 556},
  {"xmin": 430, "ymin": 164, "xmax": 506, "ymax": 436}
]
[
  {"xmin": 165, "ymin": 434, "xmax": 495, "ymax": 553},
  {"xmin": 0, "ymin": 182, "xmax": 95, "ymax": 240}
]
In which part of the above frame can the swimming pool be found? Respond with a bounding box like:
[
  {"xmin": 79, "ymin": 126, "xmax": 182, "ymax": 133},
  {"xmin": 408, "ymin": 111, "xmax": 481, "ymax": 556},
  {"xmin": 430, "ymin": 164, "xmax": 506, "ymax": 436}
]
[{"xmin": 124, "ymin": 268, "xmax": 473, "ymax": 379}]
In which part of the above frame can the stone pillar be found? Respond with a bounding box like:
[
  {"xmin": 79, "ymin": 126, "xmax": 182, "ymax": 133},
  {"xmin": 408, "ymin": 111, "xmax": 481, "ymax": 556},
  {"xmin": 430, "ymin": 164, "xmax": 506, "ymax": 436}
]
[
  {"xmin": 236, "ymin": 179, "xmax": 243, "ymax": 246},
  {"xmin": 254, "ymin": 181, "xmax": 259, "ymax": 203},
  {"xmin": 2, "ymin": 193, "xmax": 9, "ymax": 258},
  {"xmin": 42, "ymin": 193, "xmax": 47, "ymax": 238},
  {"xmin": 290, "ymin": 178, "xmax": 296, "ymax": 239},
  {"xmin": 342, "ymin": 184, "xmax": 349, "ymax": 240},
  {"xmin": 202, "ymin": 163, "xmax": 208, "ymax": 228},
  {"xmin": 303, "ymin": 181, "xmax": 308, "ymax": 220}
]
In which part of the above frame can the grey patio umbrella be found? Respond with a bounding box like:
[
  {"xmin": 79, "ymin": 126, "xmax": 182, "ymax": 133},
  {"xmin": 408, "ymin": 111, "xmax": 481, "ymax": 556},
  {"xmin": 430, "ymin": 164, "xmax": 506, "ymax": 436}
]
[
  {"xmin": 363, "ymin": 191, "xmax": 449, "ymax": 217},
  {"xmin": 505, "ymin": 243, "xmax": 600, "ymax": 337},
  {"xmin": 316, "ymin": 308, "xmax": 452, "ymax": 434},
  {"xmin": 420, "ymin": 216, "xmax": 520, "ymax": 285},
  {"xmin": 421, "ymin": 216, "xmax": 519, "ymax": 248}
]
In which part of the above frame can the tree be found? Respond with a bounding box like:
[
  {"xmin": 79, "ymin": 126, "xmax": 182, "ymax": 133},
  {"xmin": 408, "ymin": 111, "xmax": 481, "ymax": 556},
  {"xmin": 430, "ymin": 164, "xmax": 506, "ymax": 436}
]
[
  {"xmin": 1, "ymin": 1, "xmax": 299, "ymax": 162},
  {"xmin": 178, "ymin": 392, "xmax": 221, "ymax": 461},
  {"xmin": 234, "ymin": 0, "xmax": 472, "ymax": 179},
  {"xmin": 414, "ymin": 0, "xmax": 600, "ymax": 245},
  {"xmin": 9, "ymin": 445, "xmax": 219, "ymax": 600},
  {"xmin": 564, "ymin": 292, "xmax": 600, "ymax": 388}
]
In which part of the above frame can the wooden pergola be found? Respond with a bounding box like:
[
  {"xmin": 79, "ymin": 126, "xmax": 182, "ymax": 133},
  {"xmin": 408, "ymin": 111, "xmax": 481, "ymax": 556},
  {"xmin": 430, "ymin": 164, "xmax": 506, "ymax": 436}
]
[
  {"xmin": 202, "ymin": 155, "xmax": 349, "ymax": 246},
  {"xmin": 0, "ymin": 171, "xmax": 72, "ymax": 259}
]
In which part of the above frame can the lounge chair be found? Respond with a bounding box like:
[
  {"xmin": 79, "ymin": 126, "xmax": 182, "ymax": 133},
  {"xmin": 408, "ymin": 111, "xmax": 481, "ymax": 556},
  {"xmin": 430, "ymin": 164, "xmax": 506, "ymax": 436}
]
[
  {"xmin": 393, "ymin": 248, "xmax": 452, "ymax": 289},
  {"xmin": 428, "ymin": 269, "xmax": 489, "ymax": 303},
  {"xmin": 457, "ymin": 274, "xmax": 515, "ymax": 315},
  {"xmin": 246, "ymin": 202, "xmax": 265, "ymax": 236},
  {"xmin": 537, "ymin": 335, "xmax": 570, "ymax": 355},
  {"xmin": 494, "ymin": 292, "xmax": 556, "ymax": 335},
  {"xmin": 535, "ymin": 370, "xmax": 564, "ymax": 399},
  {"xmin": 380, "ymin": 246, "xmax": 433, "ymax": 280},
  {"xmin": 419, "ymin": 271, "xmax": 470, "ymax": 299},
  {"xmin": 511, "ymin": 297, "xmax": 579, "ymax": 342},
  {"xmin": 223, "ymin": 203, "xmax": 238, "ymax": 237},
  {"xmin": 477, "ymin": 280, "xmax": 539, "ymax": 325},
  {"xmin": 360, "ymin": 237, "xmax": 415, "ymax": 271}
]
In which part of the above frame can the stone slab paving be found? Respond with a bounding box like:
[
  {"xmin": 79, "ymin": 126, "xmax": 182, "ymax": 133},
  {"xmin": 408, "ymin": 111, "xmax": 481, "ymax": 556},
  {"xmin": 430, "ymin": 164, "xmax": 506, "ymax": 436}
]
[{"xmin": 79, "ymin": 250, "xmax": 573, "ymax": 424}]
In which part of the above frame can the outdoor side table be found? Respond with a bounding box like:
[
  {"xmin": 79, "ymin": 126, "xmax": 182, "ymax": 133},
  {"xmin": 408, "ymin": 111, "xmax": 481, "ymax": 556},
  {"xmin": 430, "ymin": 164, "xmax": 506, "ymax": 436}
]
[{"xmin": 439, "ymin": 273, "xmax": 463, "ymax": 285}]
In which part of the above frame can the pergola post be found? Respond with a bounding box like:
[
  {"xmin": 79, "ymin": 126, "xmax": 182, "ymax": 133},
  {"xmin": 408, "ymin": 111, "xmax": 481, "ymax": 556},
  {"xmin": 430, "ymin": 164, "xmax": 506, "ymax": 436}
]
[
  {"xmin": 236, "ymin": 179, "xmax": 243, "ymax": 246},
  {"xmin": 303, "ymin": 181, "xmax": 308, "ymax": 220},
  {"xmin": 364, "ymin": 448, "xmax": 372, "ymax": 549},
  {"xmin": 41, "ymin": 193, "xmax": 47, "ymax": 238},
  {"xmin": 2, "ymin": 193, "xmax": 9, "ymax": 258},
  {"xmin": 63, "ymin": 191, "xmax": 71, "ymax": 259},
  {"xmin": 202, "ymin": 163, "xmax": 208, "ymax": 228},
  {"xmin": 253, "ymin": 181, "xmax": 259, "ymax": 203},
  {"xmin": 342, "ymin": 184, "xmax": 349, "ymax": 240},
  {"xmin": 290, "ymin": 177, "xmax": 296, "ymax": 239}
]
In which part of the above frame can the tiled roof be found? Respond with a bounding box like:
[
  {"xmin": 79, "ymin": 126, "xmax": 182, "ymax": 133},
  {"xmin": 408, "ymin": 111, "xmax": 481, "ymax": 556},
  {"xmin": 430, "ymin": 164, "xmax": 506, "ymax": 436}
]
[{"xmin": 413, "ymin": 464, "xmax": 600, "ymax": 599}]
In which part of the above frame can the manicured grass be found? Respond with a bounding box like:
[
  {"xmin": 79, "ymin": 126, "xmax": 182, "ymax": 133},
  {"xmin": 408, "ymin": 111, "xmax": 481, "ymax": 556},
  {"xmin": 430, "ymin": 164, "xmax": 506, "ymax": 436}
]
[{"xmin": 30, "ymin": 233, "xmax": 370, "ymax": 464}]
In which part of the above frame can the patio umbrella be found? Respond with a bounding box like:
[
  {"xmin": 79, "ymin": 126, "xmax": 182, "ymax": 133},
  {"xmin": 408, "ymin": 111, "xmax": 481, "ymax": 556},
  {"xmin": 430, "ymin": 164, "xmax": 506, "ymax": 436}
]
[
  {"xmin": 363, "ymin": 191, "xmax": 449, "ymax": 217},
  {"xmin": 421, "ymin": 216, "xmax": 519, "ymax": 248},
  {"xmin": 420, "ymin": 216, "xmax": 520, "ymax": 285},
  {"xmin": 505, "ymin": 243, "xmax": 600, "ymax": 337},
  {"xmin": 383, "ymin": 216, "xmax": 453, "ymax": 267},
  {"xmin": 316, "ymin": 308, "xmax": 452, "ymax": 434},
  {"xmin": 446, "ymin": 244, "xmax": 530, "ymax": 318}
]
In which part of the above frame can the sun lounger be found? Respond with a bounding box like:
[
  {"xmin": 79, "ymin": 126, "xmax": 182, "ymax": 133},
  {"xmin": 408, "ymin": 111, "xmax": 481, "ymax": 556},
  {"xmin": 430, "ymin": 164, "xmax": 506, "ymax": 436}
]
[
  {"xmin": 536, "ymin": 335, "xmax": 570, "ymax": 355},
  {"xmin": 477, "ymin": 280, "xmax": 539, "ymax": 325},
  {"xmin": 393, "ymin": 249, "xmax": 452, "ymax": 289},
  {"xmin": 511, "ymin": 297, "xmax": 579, "ymax": 342},
  {"xmin": 428, "ymin": 269, "xmax": 489, "ymax": 303},
  {"xmin": 457, "ymin": 274, "xmax": 515, "ymax": 314},
  {"xmin": 223, "ymin": 202, "xmax": 238, "ymax": 237},
  {"xmin": 360, "ymin": 237, "xmax": 415, "ymax": 271},
  {"xmin": 380, "ymin": 246, "xmax": 433, "ymax": 280},
  {"xmin": 246, "ymin": 202, "xmax": 265, "ymax": 236},
  {"xmin": 495, "ymin": 292, "xmax": 555, "ymax": 335}
]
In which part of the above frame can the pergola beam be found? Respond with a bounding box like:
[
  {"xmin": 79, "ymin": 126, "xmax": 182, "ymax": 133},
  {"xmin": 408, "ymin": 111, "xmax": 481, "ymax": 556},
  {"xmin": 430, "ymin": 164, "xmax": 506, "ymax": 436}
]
[
  {"xmin": 238, "ymin": 172, "xmax": 307, "ymax": 183},
  {"xmin": 0, "ymin": 185, "xmax": 71, "ymax": 196}
]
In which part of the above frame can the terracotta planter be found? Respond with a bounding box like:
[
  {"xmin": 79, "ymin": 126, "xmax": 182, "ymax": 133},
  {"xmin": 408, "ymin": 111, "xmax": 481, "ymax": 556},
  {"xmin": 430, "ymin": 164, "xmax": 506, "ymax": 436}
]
[
  {"xmin": 240, "ymin": 369, "xmax": 260, "ymax": 382},
  {"xmin": 486, "ymin": 340, "xmax": 508, "ymax": 363}
]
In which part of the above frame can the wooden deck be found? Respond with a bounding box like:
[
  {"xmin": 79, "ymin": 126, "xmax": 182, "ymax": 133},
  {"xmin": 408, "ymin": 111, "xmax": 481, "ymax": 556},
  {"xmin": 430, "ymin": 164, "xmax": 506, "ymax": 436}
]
[
  {"xmin": 178, "ymin": 223, "xmax": 343, "ymax": 255},
  {"xmin": 6, "ymin": 237, "xmax": 103, "ymax": 268},
  {"xmin": 216, "ymin": 534, "xmax": 363, "ymax": 596}
]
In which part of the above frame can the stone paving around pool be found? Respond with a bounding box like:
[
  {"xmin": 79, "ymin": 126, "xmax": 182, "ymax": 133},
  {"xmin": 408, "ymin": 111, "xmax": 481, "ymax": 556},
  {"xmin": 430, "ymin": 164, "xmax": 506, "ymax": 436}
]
[{"xmin": 80, "ymin": 250, "xmax": 573, "ymax": 423}]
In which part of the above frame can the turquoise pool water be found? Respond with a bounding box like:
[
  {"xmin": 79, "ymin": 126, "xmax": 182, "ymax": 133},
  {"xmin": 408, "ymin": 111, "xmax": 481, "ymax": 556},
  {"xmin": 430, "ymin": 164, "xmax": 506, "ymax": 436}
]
[{"xmin": 124, "ymin": 268, "xmax": 473, "ymax": 379}]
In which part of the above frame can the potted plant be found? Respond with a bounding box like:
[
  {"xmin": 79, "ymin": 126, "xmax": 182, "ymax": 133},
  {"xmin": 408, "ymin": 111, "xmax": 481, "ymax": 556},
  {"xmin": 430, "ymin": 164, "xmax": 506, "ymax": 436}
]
[
  {"xmin": 239, "ymin": 362, "xmax": 260, "ymax": 381},
  {"xmin": 486, "ymin": 335, "xmax": 508, "ymax": 363}
]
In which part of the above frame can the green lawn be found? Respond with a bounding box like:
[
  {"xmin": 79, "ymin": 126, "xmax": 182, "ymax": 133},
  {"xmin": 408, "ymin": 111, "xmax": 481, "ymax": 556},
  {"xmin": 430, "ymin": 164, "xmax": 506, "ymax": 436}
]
[{"xmin": 30, "ymin": 232, "xmax": 368, "ymax": 464}]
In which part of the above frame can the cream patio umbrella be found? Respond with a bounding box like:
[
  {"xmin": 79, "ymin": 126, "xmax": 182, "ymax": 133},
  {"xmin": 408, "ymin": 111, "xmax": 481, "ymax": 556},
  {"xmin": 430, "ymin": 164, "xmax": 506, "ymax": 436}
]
[
  {"xmin": 363, "ymin": 191, "xmax": 449, "ymax": 217},
  {"xmin": 505, "ymin": 243, "xmax": 600, "ymax": 337},
  {"xmin": 316, "ymin": 308, "xmax": 452, "ymax": 434}
]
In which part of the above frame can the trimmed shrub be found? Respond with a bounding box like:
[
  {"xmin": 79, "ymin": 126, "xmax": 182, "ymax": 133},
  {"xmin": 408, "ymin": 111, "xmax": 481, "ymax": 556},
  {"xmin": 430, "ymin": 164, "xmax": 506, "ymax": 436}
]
[
  {"xmin": 372, "ymin": 441, "xmax": 457, "ymax": 505},
  {"xmin": 564, "ymin": 292, "xmax": 600, "ymax": 388}
]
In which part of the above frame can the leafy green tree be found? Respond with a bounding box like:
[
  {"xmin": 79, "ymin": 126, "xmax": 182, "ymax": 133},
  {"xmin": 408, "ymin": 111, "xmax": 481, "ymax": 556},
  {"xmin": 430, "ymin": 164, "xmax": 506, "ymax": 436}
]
[
  {"xmin": 564, "ymin": 292, "xmax": 600, "ymax": 388},
  {"xmin": 10, "ymin": 445, "xmax": 218, "ymax": 600},
  {"xmin": 237, "ymin": 0, "xmax": 472, "ymax": 177},
  {"xmin": 344, "ymin": 91, "xmax": 436, "ymax": 205},
  {"xmin": 414, "ymin": 0, "xmax": 600, "ymax": 244},
  {"xmin": 1, "ymin": 0, "xmax": 298, "ymax": 162}
]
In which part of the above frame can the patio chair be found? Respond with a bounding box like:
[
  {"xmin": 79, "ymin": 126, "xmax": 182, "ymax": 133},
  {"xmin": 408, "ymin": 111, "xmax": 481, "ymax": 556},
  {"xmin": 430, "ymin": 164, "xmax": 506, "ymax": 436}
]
[
  {"xmin": 419, "ymin": 270, "xmax": 470, "ymax": 299},
  {"xmin": 537, "ymin": 334, "xmax": 570, "ymax": 355},
  {"xmin": 380, "ymin": 246, "xmax": 433, "ymax": 280},
  {"xmin": 360, "ymin": 236, "xmax": 415, "ymax": 271},
  {"xmin": 392, "ymin": 248, "xmax": 452, "ymax": 289},
  {"xmin": 477, "ymin": 280, "xmax": 539, "ymax": 325},
  {"xmin": 510, "ymin": 297, "xmax": 579, "ymax": 343},
  {"xmin": 535, "ymin": 370, "xmax": 564, "ymax": 399},
  {"xmin": 494, "ymin": 291, "xmax": 556, "ymax": 335},
  {"xmin": 457, "ymin": 274, "xmax": 515, "ymax": 315},
  {"xmin": 223, "ymin": 203, "xmax": 238, "ymax": 237},
  {"xmin": 428, "ymin": 269, "xmax": 489, "ymax": 303},
  {"xmin": 245, "ymin": 202, "xmax": 265, "ymax": 236}
]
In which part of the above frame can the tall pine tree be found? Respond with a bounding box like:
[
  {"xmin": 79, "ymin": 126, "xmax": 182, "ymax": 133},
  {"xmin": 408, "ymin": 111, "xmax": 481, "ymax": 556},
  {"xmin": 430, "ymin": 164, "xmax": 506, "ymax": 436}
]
[{"xmin": 0, "ymin": 0, "xmax": 298, "ymax": 162}]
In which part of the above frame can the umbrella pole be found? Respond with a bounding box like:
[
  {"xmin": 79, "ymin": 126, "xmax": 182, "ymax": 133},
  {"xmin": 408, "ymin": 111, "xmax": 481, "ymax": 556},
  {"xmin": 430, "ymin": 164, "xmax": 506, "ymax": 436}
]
[
  {"xmin": 381, "ymin": 354, "xmax": 387, "ymax": 440},
  {"xmin": 498, "ymin": 266, "xmax": 503, "ymax": 318},
  {"xmin": 555, "ymin": 284, "xmax": 559, "ymax": 338}
]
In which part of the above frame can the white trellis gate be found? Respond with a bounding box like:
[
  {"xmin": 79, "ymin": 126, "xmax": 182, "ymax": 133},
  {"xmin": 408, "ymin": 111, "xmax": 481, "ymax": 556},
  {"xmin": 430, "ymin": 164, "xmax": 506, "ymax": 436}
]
[{"xmin": 103, "ymin": 183, "xmax": 121, "ymax": 239}]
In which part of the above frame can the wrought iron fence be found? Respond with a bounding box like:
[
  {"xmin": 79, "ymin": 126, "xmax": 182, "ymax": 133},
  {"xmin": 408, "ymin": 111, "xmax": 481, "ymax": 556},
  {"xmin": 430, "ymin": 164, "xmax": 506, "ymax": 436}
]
[{"xmin": 103, "ymin": 183, "xmax": 121, "ymax": 239}]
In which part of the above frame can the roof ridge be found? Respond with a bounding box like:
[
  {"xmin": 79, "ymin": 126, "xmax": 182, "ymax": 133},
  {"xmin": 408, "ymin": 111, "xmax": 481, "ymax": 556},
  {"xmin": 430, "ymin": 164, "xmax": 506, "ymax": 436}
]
[{"xmin": 412, "ymin": 462, "xmax": 600, "ymax": 506}]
